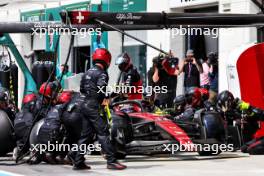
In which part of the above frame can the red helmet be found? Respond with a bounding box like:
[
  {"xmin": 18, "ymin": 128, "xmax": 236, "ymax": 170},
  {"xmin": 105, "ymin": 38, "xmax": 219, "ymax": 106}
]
[
  {"xmin": 186, "ymin": 88, "xmax": 202, "ymax": 108},
  {"xmin": 39, "ymin": 83, "xmax": 53, "ymax": 98},
  {"xmin": 57, "ymin": 91, "xmax": 73, "ymax": 104},
  {"xmin": 92, "ymin": 48, "xmax": 112, "ymax": 68},
  {"xmin": 192, "ymin": 88, "xmax": 202, "ymax": 108},
  {"xmin": 22, "ymin": 93, "xmax": 37, "ymax": 104},
  {"xmin": 198, "ymin": 88, "xmax": 209, "ymax": 101},
  {"xmin": 39, "ymin": 81, "xmax": 61, "ymax": 98},
  {"xmin": 115, "ymin": 52, "xmax": 132, "ymax": 72}
]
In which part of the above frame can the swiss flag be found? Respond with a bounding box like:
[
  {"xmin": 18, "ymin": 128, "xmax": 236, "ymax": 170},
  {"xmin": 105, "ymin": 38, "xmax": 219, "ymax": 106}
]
[{"xmin": 69, "ymin": 11, "xmax": 91, "ymax": 24}]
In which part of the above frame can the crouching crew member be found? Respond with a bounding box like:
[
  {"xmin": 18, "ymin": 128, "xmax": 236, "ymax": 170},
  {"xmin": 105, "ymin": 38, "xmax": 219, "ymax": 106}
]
[
  {"xmin": 13, "ymin": 81, "xmax": 60, "ymax": 160},
  {"xmin": 236, "ymin": 101, "xmax": 264, "ymax": 155},
  {"xmin": 173, "ymin": 88, "xmax": 202, "ymax": 121},
  {"xmin": 217, "ymin": 91, "xmax": 260, "ymax": 144},
  {"xmin": 216, "ymin": 90, "xmax": 264, "ymax": 154},
  {"xmin": 36, "ymin": 91, "xmax": 74, "ymax": 164}
]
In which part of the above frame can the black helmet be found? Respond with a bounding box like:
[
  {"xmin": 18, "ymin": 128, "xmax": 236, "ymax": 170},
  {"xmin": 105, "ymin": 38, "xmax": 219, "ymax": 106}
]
[
  {"xmin": 217, "ymin": 90, "xmax": 235, "ymax": 112},
  {"xmin": 115, "ymin": 52, "xmax": 132, "ymax": 72},
  {"xmin": 0, "ymin": 88, "xmax": 10, "ymax": 103},
  {"xmin": 204, "ymin": 100, "xmax": 216, "ymax": 111},
  {"xmin": 173, "ymin": 95, "xmax": 186, "ymax": 113},
  {"xmin": 174, "ymin": 95, "xmax": 186, "ymax": 106}
]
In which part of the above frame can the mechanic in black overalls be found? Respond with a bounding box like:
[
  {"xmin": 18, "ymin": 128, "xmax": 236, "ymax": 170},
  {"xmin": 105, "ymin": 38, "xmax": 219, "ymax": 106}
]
[
  {"xmin": 70, "ymin": 48, "xmax": 127, "ymax": 170},
  {"xmin": 240, "ymin": 106, "xmax": 264, "ymax": 155},
  {"xmin": 61, "ymin": 91, "xmax": 95, "ymax": 169},
  {"xmin": 216, "ymin": 90, "xmax": 264, "ymax": 153},
  {"xmin": 14, "ymin": 81, "xmax": 60, "ymax": 160},
  {"xmin": 174, "ymin": 88, "xmax": 202, "ymax": 121},
  {"xmin": 216, "ymin": 91, "xmax": 264, "ymax": 155},
  {"xmin": 36, "ymin": 91, "xmax": 87, "ymax": 165}
]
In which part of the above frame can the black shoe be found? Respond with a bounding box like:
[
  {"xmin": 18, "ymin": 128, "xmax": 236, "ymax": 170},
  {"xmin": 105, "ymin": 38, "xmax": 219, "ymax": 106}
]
[
  {"xmin": 241, "ymin": 145, "xmax": 249, "ymax": 153},
  {"xmin": 73, "ymin": 163, "xmax": 91, "ymax": 170},
  {"xmin": 44, "ymin": 153, "xmax": 57, "ymax": 164},
  {"xmin": 56, "ymin": 156, "xmax": 72, "ymax": 165},
  {"xmin": 107, "ymin": 162, "xmax": 127, "ymax": 170}
]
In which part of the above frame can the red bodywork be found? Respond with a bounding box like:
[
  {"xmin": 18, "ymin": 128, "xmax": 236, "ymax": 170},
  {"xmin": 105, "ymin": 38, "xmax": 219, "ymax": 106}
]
[
  {"xmin": 129, "ymin": 112, "xmax": 193, "ymax": 146},
  {"xmin": 237, "ymin": 43, "xmax": 264, "ymax": 139},
  {"xmin": 128, "ymin": 79, "xmax": 143, "ymax": 100}
]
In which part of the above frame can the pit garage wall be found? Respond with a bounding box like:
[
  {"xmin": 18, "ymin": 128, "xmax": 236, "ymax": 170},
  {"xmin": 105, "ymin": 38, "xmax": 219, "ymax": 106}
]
[
  {"xmin": 165, "ymin": 0, "xmax": 259, "ymax": 95},
  {"xmin": 21, "ymin": 1, "xmax": 94, "ymax": 92},
  {"xmin": 19, "ymin": 0, "xmax": 148, "ymax": 92},
  {"xmin": 218, "ymin": 0, "xmax": 259, "ymax": 92},
  {"xmin": 0, "ymin": 3, "xmax": 45, "ymax": 108}
]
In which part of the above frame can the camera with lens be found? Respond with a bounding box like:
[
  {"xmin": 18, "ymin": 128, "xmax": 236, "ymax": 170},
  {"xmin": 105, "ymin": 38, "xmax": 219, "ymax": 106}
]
[
  {"xmin": 166, "ymin": 56, "xmax": 179, "ymax": 69},
  {"xmin": 153, "ymin": 55, "xmax": 179, "ymax": 75},
  {"xmin": 153, "ymin": 55, "xmax": 179, "ymax": 70}
]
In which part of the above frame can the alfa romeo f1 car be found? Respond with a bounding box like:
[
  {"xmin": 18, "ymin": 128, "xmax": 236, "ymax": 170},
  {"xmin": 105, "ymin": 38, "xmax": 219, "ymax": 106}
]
[{"xmin": 110, "ymin": 100, "xmax": 227, "ymax": 158}]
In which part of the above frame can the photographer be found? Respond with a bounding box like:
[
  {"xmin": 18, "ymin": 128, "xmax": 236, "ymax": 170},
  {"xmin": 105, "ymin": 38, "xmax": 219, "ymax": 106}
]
[
  {"xmin": 150, "ymin": 53, "xmax": 179, "ymax": 108},
  {"xmin": 200, "ymin": 57, "xmax": 210, "ymax": 90},
  {"xmin": 178, "ymin": 49, "xmax": 203, "ymax": 93},
  {"xmin": 207, "ymin": 52, "xmax": 218, "ymax": 103}
]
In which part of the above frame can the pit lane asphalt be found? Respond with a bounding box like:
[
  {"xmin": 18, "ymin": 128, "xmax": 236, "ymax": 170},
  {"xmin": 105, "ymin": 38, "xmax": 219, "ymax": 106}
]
[{"xmin": 0, "ymin": 152, "xmax": 263, "ymax": 176}]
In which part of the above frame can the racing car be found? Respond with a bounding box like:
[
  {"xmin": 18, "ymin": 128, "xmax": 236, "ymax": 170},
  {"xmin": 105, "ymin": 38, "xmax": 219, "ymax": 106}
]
[{"xmin": 110, "ymin": 99, "xmax": 227, "ymax": 158}]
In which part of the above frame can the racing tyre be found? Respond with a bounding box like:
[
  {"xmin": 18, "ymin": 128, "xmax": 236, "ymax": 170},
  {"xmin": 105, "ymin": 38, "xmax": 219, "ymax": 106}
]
[{"xmin": 0, "ymin": 110, "xmax": 15, "ymax": 156}]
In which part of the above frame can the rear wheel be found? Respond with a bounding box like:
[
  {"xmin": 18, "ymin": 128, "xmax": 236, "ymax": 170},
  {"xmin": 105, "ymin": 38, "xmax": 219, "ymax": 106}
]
[{"xmin": 0, "ymin": 110, "xmax": 15, "ymax": 156}]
